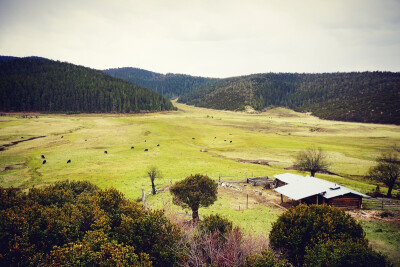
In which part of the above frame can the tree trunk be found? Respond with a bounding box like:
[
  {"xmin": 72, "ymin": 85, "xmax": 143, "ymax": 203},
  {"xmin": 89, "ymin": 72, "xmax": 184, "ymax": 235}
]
[
  {"xmin": 387, "ymin": 186, "xmax": 393, "ymax": 198},
  {"xmin": 311, "ymin": 170, "xmax": 316, "ymax": 177},
  {"xmin": 192, "ymin": 209, "xmax": 199, "ymax": 222},
  {"xmin": 151, "ymin": 180, "xmax": 156, "ymax": 195}
]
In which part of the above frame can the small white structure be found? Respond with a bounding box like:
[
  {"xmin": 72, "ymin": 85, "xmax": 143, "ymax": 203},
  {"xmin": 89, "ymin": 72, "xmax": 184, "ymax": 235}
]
[{"xmin": 274, "ymin": 173, "xmax": 368, "ymax": 209}]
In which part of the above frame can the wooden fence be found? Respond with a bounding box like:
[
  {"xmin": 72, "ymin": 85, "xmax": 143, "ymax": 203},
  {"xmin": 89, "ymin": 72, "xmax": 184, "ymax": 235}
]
[{"xmin": 362, "ymin": 198, "xmax": 400, "ymax": 211}]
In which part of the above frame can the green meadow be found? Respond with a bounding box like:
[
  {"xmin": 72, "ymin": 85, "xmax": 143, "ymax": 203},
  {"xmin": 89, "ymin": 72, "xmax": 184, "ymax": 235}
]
[{"xmin": 1, "ymin": 101, "xmax": 400, "ymax": 264}]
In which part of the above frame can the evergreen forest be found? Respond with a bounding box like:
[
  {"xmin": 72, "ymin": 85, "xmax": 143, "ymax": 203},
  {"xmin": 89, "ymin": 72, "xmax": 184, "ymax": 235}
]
[
  {"xmin": 104, "ymin": 67, "xmax": 218, "ymax": 99},
  {"xmin": 178, "ymin": 72, "xmax": 400, "ymax": 124},
  {"xmin": 0, "ymin": 57, "xmax": 176, "ymax": 113}
]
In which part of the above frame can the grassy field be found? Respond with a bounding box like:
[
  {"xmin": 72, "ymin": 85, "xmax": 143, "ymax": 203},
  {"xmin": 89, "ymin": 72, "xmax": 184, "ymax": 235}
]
[{"xmin": 1, "ymin": 101, "xmax": 399, "ymax": 263}]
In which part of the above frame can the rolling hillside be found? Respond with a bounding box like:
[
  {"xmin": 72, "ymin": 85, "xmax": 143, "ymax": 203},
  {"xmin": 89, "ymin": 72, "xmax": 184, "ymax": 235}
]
[
  {"xmin": 0, "ymin": 57, "xmax": 176, "ymax": 113},
  {"xmin": 103, "ymin": 67, "xmax": 218, "ymax": 98},
  {"xmin": 178, "ymin": 72, "xmax": 400, "ymax": 124}
]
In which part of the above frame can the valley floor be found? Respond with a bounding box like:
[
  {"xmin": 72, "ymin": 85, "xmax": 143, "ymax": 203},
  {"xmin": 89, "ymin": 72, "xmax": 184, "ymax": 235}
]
[{"xmin": 1, "ymin": 102, "xmax": 399, "ymax": 264}]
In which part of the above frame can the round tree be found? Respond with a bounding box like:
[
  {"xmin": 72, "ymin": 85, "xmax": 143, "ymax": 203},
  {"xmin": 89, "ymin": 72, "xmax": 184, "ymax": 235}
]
[
  {"xmin": 269, "ymin": 204, "xmax": 366, "ymax": 266},
  {"xmin": 170, "ymin": 174, "xmax": 218, "ymax": 221}
]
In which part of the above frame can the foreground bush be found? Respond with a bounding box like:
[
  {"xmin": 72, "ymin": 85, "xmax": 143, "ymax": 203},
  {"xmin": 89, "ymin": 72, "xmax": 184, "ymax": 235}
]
[
  {"xmin": 0, "ymin": 181, "xmax": 183, "ymax": 266},
  {"xmin": 269, "ymin": 204, "xmax": 366, "ymax": 266},
  {"xmin": 304, "ymin": 239, "xmax": 390, "ymax": 267},
  {"xmin": 245, "ymin": 249, "xmax": 291, "ymax": 267},
  {"xmin": 199, "ymin": 214, "xmax": 233, "ymax": 240}
]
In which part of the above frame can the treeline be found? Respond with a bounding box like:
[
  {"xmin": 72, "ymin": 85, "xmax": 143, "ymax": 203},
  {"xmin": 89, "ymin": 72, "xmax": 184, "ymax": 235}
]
[
  {"xmin": 0, "ymin": 57, "xmax": 176, "ymax": 113},
  {"xmin": 178, "ymin": 72, "xmax": 400, "ymax": 124},
  {"xmin": 104, "ymin": 67, "xmax": 218, "ymax": 99}
]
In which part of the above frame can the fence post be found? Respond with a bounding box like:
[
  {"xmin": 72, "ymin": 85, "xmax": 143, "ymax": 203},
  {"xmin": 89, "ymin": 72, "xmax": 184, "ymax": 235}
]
[{"xmin": 142, "ymin": 188, "xmax": 146, "ymax": 210}]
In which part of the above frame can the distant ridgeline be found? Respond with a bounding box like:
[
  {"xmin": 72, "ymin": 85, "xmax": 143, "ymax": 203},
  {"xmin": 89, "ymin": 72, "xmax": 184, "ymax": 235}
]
[
  {"xmin": 178, "ymin": 72, "xmax": 400, "ymax": 125},
  {"xmin": 0, "ymin": 57, "xmax": 176, "ymax": 113},
  {"xmin": 103, "ymin": 67, "xmax": 219, "ymax": 99}
]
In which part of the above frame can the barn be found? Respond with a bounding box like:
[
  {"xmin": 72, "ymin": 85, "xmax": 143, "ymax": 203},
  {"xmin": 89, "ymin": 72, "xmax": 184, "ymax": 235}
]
[{"xmin": 274, "ymin": 173, "xmax": 367, "ymax": 209}]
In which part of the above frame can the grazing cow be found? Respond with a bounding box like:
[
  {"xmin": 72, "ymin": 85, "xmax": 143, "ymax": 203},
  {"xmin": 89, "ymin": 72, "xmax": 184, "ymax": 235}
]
[
  {"xmin": 21, "ymin": 137, "xmax": 24, "ymax": 139},
  {"xmin": 61, "ymin": 136, "xmax": 64, "ymax": 138},
  {"xmin": 43, "ymin": 160, "xmax": 46, "ymax": 164},
  {"xmin": 224, "ymin": 140, "xmax": 226, "ymax": 142},
  {"xmin": 230, "ymin": 141, "xmax": 232, "ymax": 143},
  {"xmin": 192, "ymin": 137, "xmax": 195, "ymax": 139},
  {"xmin": 144, "ymin": 149, "xmax": 148, "ymax": 151},
  {"xmin": 104, "ymin": 150, "xmax": 108, "ymax": 154},
  {"xmin": 67, "ymin": 159, "xmax": 71, "ymax": 163},
  {"xmin": 41, "ymin": 155, "xmax": 45, "ymax": 159},
  {"xmin": 157, "ymin": 144, "xmax": 160, "ymax": 147},
  {"xmin": 131, "ymin": 146, "xmax": 134, "ymax": 149}
]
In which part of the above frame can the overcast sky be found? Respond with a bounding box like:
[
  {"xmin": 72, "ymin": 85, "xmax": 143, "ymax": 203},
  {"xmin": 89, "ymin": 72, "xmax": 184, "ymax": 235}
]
[{"xmin": 1, "ymin": 0, "xmax": 399, "ymax": 78}]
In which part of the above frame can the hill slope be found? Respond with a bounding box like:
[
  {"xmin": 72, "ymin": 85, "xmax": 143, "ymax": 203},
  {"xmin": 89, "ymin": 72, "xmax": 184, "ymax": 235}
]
[
  {"xmin": 0, "ymin": 57, "xmax": 176, "ymax": 113},
  {"xmin": 178, "ymin": 72, "xmax": 400, "ymax": 124},
  {"xmin": 103, "ymin": 67, "xmax": 218, "ymax": 98}
]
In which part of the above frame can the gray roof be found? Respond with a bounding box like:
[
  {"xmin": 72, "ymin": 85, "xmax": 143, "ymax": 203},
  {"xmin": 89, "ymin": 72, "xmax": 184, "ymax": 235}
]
[{"xmin": 274, "ymin": 173, "xmax": 368, "ymax": 201}]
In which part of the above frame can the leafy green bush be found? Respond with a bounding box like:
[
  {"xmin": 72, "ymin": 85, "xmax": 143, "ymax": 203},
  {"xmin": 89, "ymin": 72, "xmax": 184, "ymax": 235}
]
[
  {"xmin": 269, "ymin": 204, "xmax": 366, "ymax": 266},
  {"xmin": 304, "ymin": 239, "xmax": 390, "ymax": 267},
  {"xmin": 0, "ymin": 181, "xmax": 184, "ymax": 266},
  {"xmin": 48, "ymin": 230, "xmax": 152, "ymax": 267},
  {"xmin": 245, "ymin": 249, "xmax": 291, "ymax": 267},
  {"xmin": 199, "ymin": 214, "xmax": 233, "ymax": 238}
]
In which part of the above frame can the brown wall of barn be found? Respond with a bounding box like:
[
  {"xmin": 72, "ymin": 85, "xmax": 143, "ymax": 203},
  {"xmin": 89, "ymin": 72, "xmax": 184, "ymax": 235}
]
[{"xmin": 327, "ymin": 193, "xmax": 362, "ymax": 209}]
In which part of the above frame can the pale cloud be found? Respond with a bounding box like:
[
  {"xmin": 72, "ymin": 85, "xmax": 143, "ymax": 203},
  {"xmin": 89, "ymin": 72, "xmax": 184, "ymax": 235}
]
[{"xmin": 0, "ymin": 0, "xmax": 399, "ymax": 77}]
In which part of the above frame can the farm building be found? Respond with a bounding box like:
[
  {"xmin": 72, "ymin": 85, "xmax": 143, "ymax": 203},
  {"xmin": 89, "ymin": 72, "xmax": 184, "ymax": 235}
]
[{"xmin": 274, "ymin": 173, "xmax": 368, "ymax": 209}]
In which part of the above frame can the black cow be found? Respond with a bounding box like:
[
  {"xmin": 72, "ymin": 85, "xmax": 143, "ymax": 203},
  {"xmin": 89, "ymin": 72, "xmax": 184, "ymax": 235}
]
[
  {"xmin": 131, "ymin": 146, "xmax": 134, "ymax": 149},
  {"xmin": 61, "ymin": 136, "xmax": 64, "ymax": 138},
  {"xmin": 67, "ymin": 159, "xmax": 71, "ymax": 163},
  {"xmin": 42, "ymin": 160, "xmax": 46, "ymax": 164},
  {"xmin": 41, "ymin": 155, "xmax": 45, "ymax": 159},
  {"xmin": 157, "ymin": 144, "xmax": 160, "ymax": 147},
  {"xmin": 230, "ymin": 141, "xmax": 232, "ymax": 143},
  {"xmin": 104, "ymin": 151, "xmax": 108, "ymax": 154},
  {"xmin": 144, "ymin": 149, "xmax": 148, "ymax": 151}
]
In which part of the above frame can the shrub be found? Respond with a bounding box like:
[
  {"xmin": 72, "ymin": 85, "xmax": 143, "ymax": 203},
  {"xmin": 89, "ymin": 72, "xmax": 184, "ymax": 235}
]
[
  {"xmin": 0, "ymin": 181, "xmax": 184, "ymax": 267},
  {"xmin": 380, "ymin": 210, "xmax": 394, "ymax": 218},
  {"xmin": 304, "ymin": 239, "xmax": 390, "ymax": 267},
  {"xmin": 199, "ymin": 214, "xmax": 233, "ymax": 239},
  {"xmin": 48, "ymin": 230, "xmax": 151, "ymax": 267},
  {"xmin": 269, "ymin": 204, "xmax": 366, "ymax": 266},
  {"xmin": 245, "ymin": 249, "xmax": 291, "ymax": 267}
]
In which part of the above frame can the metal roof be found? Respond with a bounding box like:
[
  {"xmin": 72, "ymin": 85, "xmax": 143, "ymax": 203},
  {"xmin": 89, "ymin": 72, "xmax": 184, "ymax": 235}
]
[{"xmin": 274, "ymin": 173, "xmax": 368, "ymax": 201}]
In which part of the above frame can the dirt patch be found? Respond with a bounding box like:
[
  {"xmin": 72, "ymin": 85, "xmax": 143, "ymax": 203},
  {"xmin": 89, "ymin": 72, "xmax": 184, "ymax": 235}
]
[
  {"xmin": 1, "ymin": 163, "xmax": 26, "ymax": 173},
  {"xmin": 309, "ymin": 127, "xmax": 327, "ymax": 132},
  {"xmin": 0, "ymin": 135, "xmax": 46, "ymax": 151},
  {"xmin": 237, "ymin": 158, "xmax": 271, "ymax": 166},
  {"xmin": 348, "ymin": 210, "xmax": 400, "ymax": 223}
]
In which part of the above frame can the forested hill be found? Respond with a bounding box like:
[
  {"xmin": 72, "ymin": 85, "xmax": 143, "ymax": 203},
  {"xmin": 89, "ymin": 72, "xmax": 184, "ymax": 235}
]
[
  {"xmin": 178, "ymin": 72, "xmax": 400, "ymax": 124},
  {"xmin": 103, "ymin": 67, "xmax": 218, "ymax": 98},
  {"xmin": 0, "ymin": 57, "xmax": 176, "ymax": 113}
]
